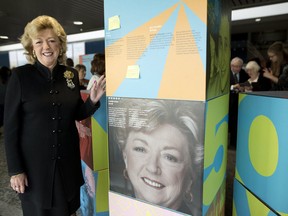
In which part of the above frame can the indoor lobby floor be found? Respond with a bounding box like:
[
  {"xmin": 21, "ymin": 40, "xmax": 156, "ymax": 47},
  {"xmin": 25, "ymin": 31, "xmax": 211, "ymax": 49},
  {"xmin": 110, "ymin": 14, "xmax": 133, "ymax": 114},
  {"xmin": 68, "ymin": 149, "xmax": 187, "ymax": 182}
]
[
  {"xmin": 0, "ymin": 134, "xmax": 22, "ymax": 216},
  {"xmin": 0, "ymin": 134, "xmax": 236, "ymax": 216}
]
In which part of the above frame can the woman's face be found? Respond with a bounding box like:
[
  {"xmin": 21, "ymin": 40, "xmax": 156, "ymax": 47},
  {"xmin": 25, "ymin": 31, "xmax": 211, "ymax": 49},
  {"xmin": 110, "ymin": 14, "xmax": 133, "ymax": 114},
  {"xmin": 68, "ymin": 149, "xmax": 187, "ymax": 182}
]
[
  {"xmin": 246, "ymin": 68, "xmax": 258, "ymax": 79},
  {"xmin": 32, "ymin": 28, "xmax": 61, "ymax": 70},
  {"xmin": 268, "ymin": 51, "xmax": 278, "ymax": 63},
  {"xmin": 78, "ymin": 69, "xmax": 86, "ymax": 80},
  {"xmin": 123, "ymin": 124, "xmax": 192, "ymax": 210}
]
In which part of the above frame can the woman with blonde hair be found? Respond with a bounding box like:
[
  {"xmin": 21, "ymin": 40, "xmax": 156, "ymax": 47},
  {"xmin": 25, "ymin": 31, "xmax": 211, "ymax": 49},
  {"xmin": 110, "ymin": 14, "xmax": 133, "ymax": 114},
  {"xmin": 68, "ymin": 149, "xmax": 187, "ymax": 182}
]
[
  {"xmin": 4, "ymin": 15, "xmax": 106, "ymax": 216},
  {"xmin": 232, "ymin": 60, "xmax": 271, "ymax": 92}
]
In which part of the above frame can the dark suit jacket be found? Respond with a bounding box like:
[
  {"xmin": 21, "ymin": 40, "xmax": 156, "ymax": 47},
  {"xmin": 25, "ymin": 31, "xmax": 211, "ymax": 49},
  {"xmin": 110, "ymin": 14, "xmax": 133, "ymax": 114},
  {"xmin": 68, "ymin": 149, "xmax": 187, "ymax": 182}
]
[
  {"xmin": 230, "ymin": 69, "xmax": 249, "ymax": 86},
  {"xmin": 4, "ymin": 61, "xmax": 100, "ymax": 208},
  {"xmin": 229, "ymin": 69, "xmax": 249, "ymax": 143}
]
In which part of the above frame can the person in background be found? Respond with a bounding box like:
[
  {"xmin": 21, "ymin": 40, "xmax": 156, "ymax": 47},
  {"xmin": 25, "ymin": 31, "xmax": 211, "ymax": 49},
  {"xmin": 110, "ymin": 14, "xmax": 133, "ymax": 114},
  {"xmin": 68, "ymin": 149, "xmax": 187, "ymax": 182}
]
[
  {"xmin": 4, "ymin": 15, "xmax": 106, "ymax": 216},
  {"xmin": 86, "ymin": 53, "xmax": 105, "ymax": 90},
  {"xmin": 0, "ymin": 66, "xmax": 11, "ymax": 130},
  {"xmin": 232, "ymin": 60, "xmax": 271, "ymax": 92},
  {"xmin": 66, "ymin": 57, "xmax": 74, "ymax": 67},
  {"xmin": 230, "ymin": 57, "xmax": 249, "ymax": 91},
  {"xmin": 75, "ymin": 64, "xmax": 89, "ymax": 90},
  {"xmin": 229, "ymin": 57, "xmax": 249, "ymax": 148},
  {"xmin": 263, "ymin": 41, "xmax": 288, "ymax": 90}
]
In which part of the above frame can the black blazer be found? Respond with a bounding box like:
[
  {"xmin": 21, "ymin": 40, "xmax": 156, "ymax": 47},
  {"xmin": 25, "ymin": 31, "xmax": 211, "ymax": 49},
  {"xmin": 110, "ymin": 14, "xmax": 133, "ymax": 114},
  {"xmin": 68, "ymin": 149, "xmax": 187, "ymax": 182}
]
[
  {"xmin": 4, "ymin": 61, "xmax": 100, "ymax": 208},
  {"xmin": 230, "ymin": 69, "xmax": 249, "ymax": 86},
  {"xmin": 251, "ymin": 73, "xmax": 272, "ymax": 91}
]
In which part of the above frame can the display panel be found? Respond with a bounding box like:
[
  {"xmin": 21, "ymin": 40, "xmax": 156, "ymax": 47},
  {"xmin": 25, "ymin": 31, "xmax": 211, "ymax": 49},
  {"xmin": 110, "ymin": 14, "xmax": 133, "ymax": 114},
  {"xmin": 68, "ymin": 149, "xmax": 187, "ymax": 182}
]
[
  {"xmin": 206, "ymin": 0, "xmax": 230, "ymax": 99},
  {"xmin": 203, "ymin": 94, "xmax": 229, "ymax": 215},
  {"xmin": 105, "ymin": 1, "xmax": 207, "ymax": 100},
  {"xmin": 233, "ymin": 179, "xmax": 278, "ymax": 216},
  {"xmin": 235, "ymin": 93, "xmax": 288, "ymax": 215}
]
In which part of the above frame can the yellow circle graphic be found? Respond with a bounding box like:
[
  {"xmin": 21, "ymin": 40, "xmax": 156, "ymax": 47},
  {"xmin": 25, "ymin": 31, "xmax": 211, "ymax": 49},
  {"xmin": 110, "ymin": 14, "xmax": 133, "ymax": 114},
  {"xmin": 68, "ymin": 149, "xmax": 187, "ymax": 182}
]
[{"xmin": 249, "ymin": 115, "xmax": 278, "ymax": 176}]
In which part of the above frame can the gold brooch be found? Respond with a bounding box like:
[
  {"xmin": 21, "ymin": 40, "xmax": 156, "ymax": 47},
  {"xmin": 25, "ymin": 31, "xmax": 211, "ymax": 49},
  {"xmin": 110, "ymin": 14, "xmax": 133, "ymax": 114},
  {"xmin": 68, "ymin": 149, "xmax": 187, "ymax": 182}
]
[{"xmin": 64, "ymin": 70, "xmax": 75, "ymax": 89}]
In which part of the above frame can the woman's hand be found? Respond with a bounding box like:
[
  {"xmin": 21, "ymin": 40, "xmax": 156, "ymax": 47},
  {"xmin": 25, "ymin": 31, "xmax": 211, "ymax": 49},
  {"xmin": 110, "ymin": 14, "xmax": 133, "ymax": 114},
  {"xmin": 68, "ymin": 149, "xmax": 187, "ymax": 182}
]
[
  {"xmin": 232, "ymin": 83, "xmax": 247, "ymax": 92},
  {"xmin": 263, "ymin": 68, "xmax": 273, "ymax": 79},
  {"xmin": 232, "ymin": 83, "xmax": 240, "ymax": 90},
  {"xmin": 89, "ymin": 75, "xmax": 106, "ymax": 104},
  {"xmin": 244, "ymin": 85, "xmax": 253, "ymax": 92},
  {"xmin": 10, "ymin": 173, "xmax": 28, "ymax": 193},
  {"xmin": 263, "ymin": 68, "xmax": 279, "ymax": 83}
]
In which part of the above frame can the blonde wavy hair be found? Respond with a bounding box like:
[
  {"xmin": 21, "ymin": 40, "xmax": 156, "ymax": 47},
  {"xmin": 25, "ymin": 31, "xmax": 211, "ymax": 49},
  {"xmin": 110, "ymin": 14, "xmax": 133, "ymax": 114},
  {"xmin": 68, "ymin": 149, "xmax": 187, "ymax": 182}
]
[{"xmin": 20, "ymin": 15, "xmax": 67, "ymax": 64}]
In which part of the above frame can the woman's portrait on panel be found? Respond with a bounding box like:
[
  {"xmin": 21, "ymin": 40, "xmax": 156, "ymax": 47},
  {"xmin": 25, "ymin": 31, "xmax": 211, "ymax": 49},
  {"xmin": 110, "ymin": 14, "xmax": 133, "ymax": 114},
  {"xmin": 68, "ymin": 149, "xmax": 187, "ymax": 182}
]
[{"xmin": 108, "ymin": 98, "xmax": 204, "ymax": 215}]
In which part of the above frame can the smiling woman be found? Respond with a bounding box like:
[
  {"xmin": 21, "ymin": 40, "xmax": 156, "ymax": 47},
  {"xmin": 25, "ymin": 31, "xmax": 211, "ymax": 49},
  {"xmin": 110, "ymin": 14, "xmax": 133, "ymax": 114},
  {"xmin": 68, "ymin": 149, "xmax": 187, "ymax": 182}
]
[
  {"xmin": 4, "ymin": 15, "xmax": 106, "ymax": 216},
  {"xmin": 20, "ymin": 16, "xmax": 67, "ymax": 67},
  {"xmin": 108, "ymin": 98, "xmax": 205, "ymax": 215}
]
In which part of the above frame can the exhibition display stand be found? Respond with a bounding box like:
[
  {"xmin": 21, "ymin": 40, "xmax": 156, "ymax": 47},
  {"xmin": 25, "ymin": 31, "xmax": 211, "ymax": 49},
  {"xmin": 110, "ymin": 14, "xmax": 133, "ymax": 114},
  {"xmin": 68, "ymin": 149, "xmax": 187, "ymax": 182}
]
[
  {"xmin": 105, "ymin": 0, "xmax": 230, "ymax": 215},
  {"xmin": 77, "ymin": 91, "xmax": 109, "ymax": 216},
  {"xmin": 233, "ymin": 91, "xmax": 288, "ymax": 216}
]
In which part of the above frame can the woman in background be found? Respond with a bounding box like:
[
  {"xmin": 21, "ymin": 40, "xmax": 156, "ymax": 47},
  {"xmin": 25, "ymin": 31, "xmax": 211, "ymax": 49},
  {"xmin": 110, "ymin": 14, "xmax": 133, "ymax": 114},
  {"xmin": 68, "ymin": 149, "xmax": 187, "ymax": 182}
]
[
  {"xmin": 263, "ymin": 41, "xmax": 288, "ymax": 90},
  {"xmin": 75, "ymin": 64, "xmax": 89, "ymax": 90},
  {"xmin": 87, "ymin": 53, "xmax": 105, "ymax": 90},
  {"xmin": 232, "ymin": 60, "xmax": 271, "ymax": 92}
]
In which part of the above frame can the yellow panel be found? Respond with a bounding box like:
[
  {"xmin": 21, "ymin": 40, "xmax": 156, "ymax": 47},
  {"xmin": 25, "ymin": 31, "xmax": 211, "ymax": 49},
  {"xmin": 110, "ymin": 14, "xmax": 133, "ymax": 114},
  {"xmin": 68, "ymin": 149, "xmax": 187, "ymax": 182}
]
[
  {"xmin": 203, "ymin": 94, "xmax": 229, "ymax": 207},
  {"xmin": 96, "ymin": 169, "xmax": 110, "ymax": 212},
  {"xmin": 92, "ymin": 118, "xmax": 109, "ymax": 171},
  {"xmin": 181, "ymin": 0, "xmax": 207, "ymax": 24},
  {"xmin": 158, "ymin": 4, "xmax": 206, "ymax": 100}
]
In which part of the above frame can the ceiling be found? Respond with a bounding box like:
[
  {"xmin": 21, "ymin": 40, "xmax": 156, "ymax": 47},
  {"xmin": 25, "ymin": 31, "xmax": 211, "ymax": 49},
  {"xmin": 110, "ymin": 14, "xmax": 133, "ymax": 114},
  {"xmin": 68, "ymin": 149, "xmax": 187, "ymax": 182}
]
[
  {"xmin": 0, "ymin": 0, "xmax": 104, "ymax": 47},
  {"xmin": 0, "ymin": 0, "xmax": 287, "ymax": 47}
]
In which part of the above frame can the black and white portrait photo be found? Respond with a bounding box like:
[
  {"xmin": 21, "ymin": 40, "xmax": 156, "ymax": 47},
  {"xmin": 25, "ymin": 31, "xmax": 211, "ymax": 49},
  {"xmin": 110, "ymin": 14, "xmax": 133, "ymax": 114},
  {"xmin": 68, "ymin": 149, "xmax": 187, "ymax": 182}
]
[{"xmin": 108, "ymin": 97, "xmax": 205, "ymax": 215}]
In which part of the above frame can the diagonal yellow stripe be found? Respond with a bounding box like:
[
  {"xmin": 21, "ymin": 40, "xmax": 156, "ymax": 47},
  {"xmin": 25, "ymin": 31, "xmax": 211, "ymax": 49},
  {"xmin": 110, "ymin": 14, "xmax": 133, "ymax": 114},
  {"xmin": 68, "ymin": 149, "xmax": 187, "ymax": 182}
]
[
  {"xmin": 181, "ymin": 0, "xmax": 207, "ymax": 24},
  {"xmin": 158, "ymin": 4, "xmax": 206, "ymax": 100},
  {"xmin": 91, "ymin": 118, "xmax": 108, "ymax": 171}
]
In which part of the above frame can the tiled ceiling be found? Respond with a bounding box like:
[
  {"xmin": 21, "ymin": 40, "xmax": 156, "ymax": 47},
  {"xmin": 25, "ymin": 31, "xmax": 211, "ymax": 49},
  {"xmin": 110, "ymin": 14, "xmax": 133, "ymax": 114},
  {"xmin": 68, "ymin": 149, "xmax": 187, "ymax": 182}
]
[{"xmin": 0, "ymin": 0, "xmax": 287, "ymax": 47}]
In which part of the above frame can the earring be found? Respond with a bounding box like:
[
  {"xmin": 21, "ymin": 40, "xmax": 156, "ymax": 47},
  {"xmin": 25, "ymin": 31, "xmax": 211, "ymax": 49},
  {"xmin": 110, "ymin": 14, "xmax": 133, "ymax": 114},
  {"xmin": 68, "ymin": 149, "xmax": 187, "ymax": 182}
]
[
  {"xmin": 123, "ymin": 169, "xmax": 129, "ymax": 180},
  {"xmin": 184, "ymin": 180, "xmax": 194, "ymax": 203},
  {"xmin": 59, "ymin": 49, "xmax": 63, "ymax": 56},
  {"xmin": 32, "ymin": 50, "xmax": 36, "ymax": 59},
  {"xmin": 185, "ymin": 190, "xmax": 193, "ymax": 203}
]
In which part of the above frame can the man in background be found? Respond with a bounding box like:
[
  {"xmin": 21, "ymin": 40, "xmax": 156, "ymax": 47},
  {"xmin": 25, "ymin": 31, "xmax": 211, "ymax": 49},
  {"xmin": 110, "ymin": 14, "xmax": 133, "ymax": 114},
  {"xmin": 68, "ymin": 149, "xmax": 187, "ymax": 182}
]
[{"xmin": 229, "ymin": 57, "xmax": 249, "ymax": 148}]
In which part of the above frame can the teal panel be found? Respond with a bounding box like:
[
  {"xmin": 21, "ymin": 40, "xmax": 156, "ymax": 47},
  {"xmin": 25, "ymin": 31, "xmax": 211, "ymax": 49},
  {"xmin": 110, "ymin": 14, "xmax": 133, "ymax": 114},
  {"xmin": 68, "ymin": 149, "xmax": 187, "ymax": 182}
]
[{"xmin": 236, "ymin": 93, "xmax": 288, "ymax": 214}]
